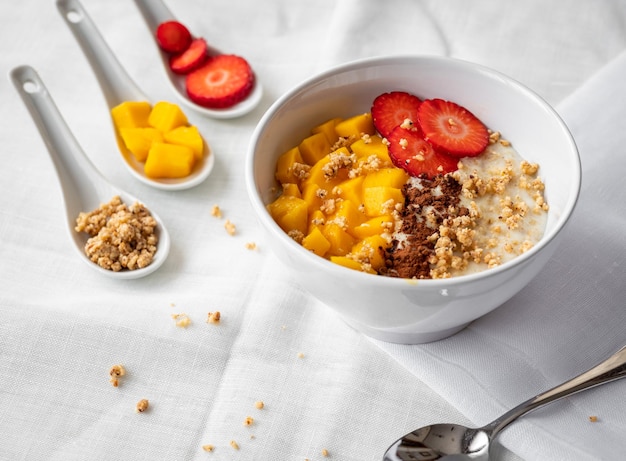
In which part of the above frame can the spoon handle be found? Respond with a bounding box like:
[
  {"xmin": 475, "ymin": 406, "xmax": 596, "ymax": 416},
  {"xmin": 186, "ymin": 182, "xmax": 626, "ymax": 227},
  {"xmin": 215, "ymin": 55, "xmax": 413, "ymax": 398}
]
[
  {"xmin": 56, "ymin": 0, "xmax": 147, "ymax": 107},
  {"xmin": 488, "ymin": 345, "xmax": 626, "ymax": 437}
]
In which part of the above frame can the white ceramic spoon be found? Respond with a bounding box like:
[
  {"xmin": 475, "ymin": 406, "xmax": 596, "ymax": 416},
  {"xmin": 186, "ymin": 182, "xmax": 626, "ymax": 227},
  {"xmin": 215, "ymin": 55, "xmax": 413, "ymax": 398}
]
[
  {"xmin": 132, "ymin": 0, "xmax": 263, "ymax": 119},
  {"xmin": 10, "ymin": 65, "xmax": 170, "ymax": 280},
  {"xmin": 56, "ymin": 0, "xmax": 214, "ymax": 191}
]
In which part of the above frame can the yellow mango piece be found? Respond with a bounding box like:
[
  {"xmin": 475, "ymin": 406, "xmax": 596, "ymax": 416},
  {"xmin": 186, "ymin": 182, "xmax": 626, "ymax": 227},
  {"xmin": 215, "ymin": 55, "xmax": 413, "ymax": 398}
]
[
  {"xmin": 363, "ymin": 168, "xmax": 410, "ymax": 189},
  {"xmin": 331, "ymin": 200, "xmax": 365, "ymax": 236},
  {"xmin": 275, "ymin": 146, "xmax": 305, "ymax": 185},
  {"xmin": 144, "ymin": 142, "xmax": 196, "ymax": 179},
  {"xmin": 330, "ymin": 256, "xmax": 376, "ymax": 274},
  {"xmin": 302, "ymin": 147, "xmax": 352, "ymax": 191},
  {"xmin": 334, "ymin": 113, "xmax": 375, "ymax": 139},
  {"xmin": 299, "ymin": 132, "xmax": 331, "ymax": 166},
  {"xmin": 302, "ymin": 226, "xmax": 331, "ymax": 257},
  {"xmin": 281, "ymin": 183, "xmax": 301, "ymax": 198},
  {"xmin": 350, "ymin": 135, "xmax": 387, "ymax": 157},
  {"xmin": 335, "ymin": 175, "xmax": 364, "ymax": 207},
  {"xmin": 148, "ymin": 101, "xmax": 188, "ymax": 132},
  {"xmin": 351, "ymin": 235, "xmax": 389, "ymax": 271},
  {"xmin": 301, "ymin": 182, "xmax": 324, "ymax": 213},
  {"xmin": 111, "ymin": 101, "xmax": 151, "ymax": 129},
  {"xmin": 352, "ymin": 215, "xmax": 394, "ymax": 239},
  {"xmin": 363, "ymin": 186, "xmax": 404, "ymax": 217},
  {"xmin": 307, "ymin": 209, "xmax": 326, "ymax": 233},
  {"xmin": 322, "ymin": 223, "xmax": 356, "ymax": 257},
  {"xmin": 164, "ymin": 125, "xmax": 204, "ymax": 161},
  {"xmin": 311, "ymin": 118, "xmax": 342, "ymax": 144},
  {"xmin": 266, "ymin": 195, "xmax": 308, "ymax": 236},
  {"xmin": 119, "ymin": 127, "xmax": 163, "ymax": 162}
]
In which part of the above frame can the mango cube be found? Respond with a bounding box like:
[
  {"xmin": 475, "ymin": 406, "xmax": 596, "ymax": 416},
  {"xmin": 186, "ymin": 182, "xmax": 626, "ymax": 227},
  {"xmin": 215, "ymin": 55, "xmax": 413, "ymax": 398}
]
[
  {"xmin": 363, "ymin": 186, "xmax": 404, "ymax": 217},
  {"xmin": 164, "ymin": 125, "xmax": 204, "ymax": 161},
  {"xmin": 331, "ymin": 200, "xmax": 365, "ymax": 236},
  {"xmin": 281, "ymin": 183, "xmax": 302, "ymax": 198},
  {"xmin": 334, "ymin": 113, "xmax": 375, "ymax": 139},
  {"xmin": 352, "ymin": 215, "xmax": 394, "ymax": 239},
  {"xmin": 311, "ymin": 118, "xmax": 342, "ymax": 144},
  {"xmin": 322, "ymin": 223, "xmax": 356, "ymax": 257},
  {"xmin": 266, "ymin": 195, "xmax": 308, "ymax": 236},
  {"xmin": 148, "ymin": 101, "xmax": 188, "ymax": 132},
  {"xmin": 144, "ymin": 142, "xmax": 195, "ymax": 179},
  {"xmin": 335, "ymin": 175, "xmax": 364, "ymax": 207},
  {"xmin": 351, "ymin": 234, "xmax": 389, "ymax": 271},
  {"xmin": 299, "ymin": 132, "xmax": 331, "ymax": 166},
  {"xmin": 119, "ymin": 127, "xmax": 163, "ymax": 162},
  {"xmin": 111, "ymin": 101, "xmax": 151, "ymax": 129},
  {"xmin": 275, "ymin": 146, "xmax": 305, "ymax": 185},
  {"xmin": 302, "ymin": 227, "xmax": 331, "ymax": 257},
  {"xmin": 363, "ymin": 168, "xmax": 409, "ymax": 189},
  {"xmin": 301, "ymin": 182, "xmax": 325, "ymax": 212},
  {"xmin": 307, "ymin": 209, "xmax": 326, "ymax": 233},
  {"xmin": 330, "ymin": 256, "xmax": 376, "ymax": 274}
]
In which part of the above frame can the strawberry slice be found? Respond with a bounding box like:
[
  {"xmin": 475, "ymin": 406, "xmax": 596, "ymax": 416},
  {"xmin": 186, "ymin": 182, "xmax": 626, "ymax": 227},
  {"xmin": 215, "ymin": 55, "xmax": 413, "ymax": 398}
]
[
  {"xmin": 387, "ymin": 126, "xmax": 459, "ymax": 178},
  {"xmin": 417, "ymin": 98, "xmax": 489, "ymax": 157},
  {"xmin": 169, "ymin": 38, "xmax": 208, "ymax": 74},
  {"xmin": 185, "ymin": 54, "xmax": 255, "ymax": 109},
  {"xmin": 371, "ymin": 91, "xmax": 423, "ymax": 138},
  {"xmin": 156, "ymin": 21, "xmax": 192, "ymax": 54}
]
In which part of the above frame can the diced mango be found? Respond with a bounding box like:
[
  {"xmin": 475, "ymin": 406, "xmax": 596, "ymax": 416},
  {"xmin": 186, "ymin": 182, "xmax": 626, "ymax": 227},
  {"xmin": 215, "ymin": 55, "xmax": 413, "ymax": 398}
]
[
  {"xmin": 163, "ymin": 125, "xmax": 204, "ymax": 161},
  {"xmin": 331, "ymin": 200, "xmax": 365, "ymax": 236},
  {"xmin": 330, "ymin": 256, "xmax": 376, "ymax": 274},
  {"xmin": 350, "ymin": 135, "xmax": 387, "ymax": 157},
  {"xmin": 144, "ymin": 142, "xmax": 195, "ymax": 179},
  {"xmin": 302, "ymin": 147, "xmax": 352, "ymax": 191},
  {"xmin": 111, "ymin": 101, "xmax": 151, "ymax": 129},
  {"xmin": 352, "ymin": 215, "xmax": 394, "ymax": 239},
  {"xmin": 148, "ymin": 101, "xmax": 188, "ymax": 132},
  {"xmin": 351, "ymin": 235, "xmax": 389, "ymax": 271},
  {"xmin": 302, "ymin": 227, "xmax": 331, "ymax": 257},
  {"xmin": 266, "ymin": 195, "xmax": 308, "ymax": 236},
  {"xmin": 363, "ymin": 186, "xmax": 404, "ymax": 217},
  {"xmin": 335, "ymin": 175, "xmax": 364, "ymax": 207},
  {"xmin": 334, "ymin": 113, "xmax": 375, "ymax": 139},
  {"xmin": 281, "ymin": 183, "xmax": 301, "ymax": 198},
  {"xmin": 299, "ymin": 132, "xmax": 331, "ymax": 166},
  {"xmin": 307, "ymin": 209, "xmax": 326, "ymax": 233},
  {"xmin": 119, "ymin": 127, "xmax": 163, "ymax": 162},
  {"xmin": 275, "ymin": 146, "xmax": 305, "ymax": 185},
  {"xmin": 363, "ymin": 168, "xmax": 409, "ymax": 189},
  {"xmin": 322, "ymin": 223, "xmax": 356, "ymax": 257},
  {"xmin": 311, "ymin": 118, "xmax": 342, "ymax": 145},
  {"xmin": 301, "ymin": 182, "xmax": 325, "ymax": 212}
]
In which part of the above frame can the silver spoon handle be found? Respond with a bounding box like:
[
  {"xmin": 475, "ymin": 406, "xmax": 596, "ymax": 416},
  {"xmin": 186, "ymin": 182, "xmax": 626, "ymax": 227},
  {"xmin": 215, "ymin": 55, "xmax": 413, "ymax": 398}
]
[
  {"xmin": 56, "ymin": 0, "xmax": 147, "ymax": 107},
  {"xmin": 489, "ymin": 345, "xmax": 626, "ymax": 437}
]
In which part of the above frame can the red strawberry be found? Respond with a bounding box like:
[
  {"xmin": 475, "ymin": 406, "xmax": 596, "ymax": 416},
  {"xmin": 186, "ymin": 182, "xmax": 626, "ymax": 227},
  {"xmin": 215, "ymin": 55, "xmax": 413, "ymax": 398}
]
[
  {"xmin": 371, "ymin": 91, "xmax": 423, "ymax": 138},
  {"xmin": 156, "ymin": 21, "xmax": 192, "ymax": 54},
  {"xmin": 169, "ymin": 38, "xmax": 208, "ymax": 74},
  {"xmin": 387, "ymin": 126, "xmax": 459, "ymax": 178},
  {"xmin": 185, "ymin": 54, "xmax": 255, "ymax": 109},
  {"xmin": 417, "ymin": 98, "xmax": 489, "ymax": 157}
]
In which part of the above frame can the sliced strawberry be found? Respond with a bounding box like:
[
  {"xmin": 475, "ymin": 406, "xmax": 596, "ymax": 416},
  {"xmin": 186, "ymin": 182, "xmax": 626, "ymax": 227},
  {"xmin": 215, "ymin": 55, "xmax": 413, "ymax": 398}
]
[
  {"xmin": 371, "ymin": 91, "xmax": 423, "ymax": 138},
  {"xmin": 417, "ymin": 98, "xmax": 489, "ymax": 157},
  {"xmin": 387, "ymin": 126, "xmax": 459, "ymax": 178},
  {"xmin": 169, "ymin": 38, "xmax": 208, "ymax": 74},
  {"xmin": 156, "ymin": 21, "xmax": 192, "ymax": 54},
  {"xmin": 185, "ymin": 54, "xmax": 255, "ymax": 109}
]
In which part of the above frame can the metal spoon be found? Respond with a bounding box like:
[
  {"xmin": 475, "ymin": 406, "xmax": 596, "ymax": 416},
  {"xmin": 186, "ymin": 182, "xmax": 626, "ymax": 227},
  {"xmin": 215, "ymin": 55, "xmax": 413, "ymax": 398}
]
[
  {"xmin": 10, "ymin": 65, "xmax": 170, "ymax": 280},
  {"xmin": 56, "ymin": 0, "xmax": 214, "ymax": 191},
  {"xmin": 383, "ymin": 345, "xmax": 626, "ymax": 460},
  {"xmin": 132, "ymin": 0, "xmax": 263, "ymax": 119}
]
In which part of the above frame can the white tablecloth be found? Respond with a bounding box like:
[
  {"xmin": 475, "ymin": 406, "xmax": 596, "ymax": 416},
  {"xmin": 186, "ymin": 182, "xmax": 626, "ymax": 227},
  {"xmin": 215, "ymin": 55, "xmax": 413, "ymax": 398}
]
[{"xmin": 2, "ymin": 1, "xmax": 626, "ymax": 460}]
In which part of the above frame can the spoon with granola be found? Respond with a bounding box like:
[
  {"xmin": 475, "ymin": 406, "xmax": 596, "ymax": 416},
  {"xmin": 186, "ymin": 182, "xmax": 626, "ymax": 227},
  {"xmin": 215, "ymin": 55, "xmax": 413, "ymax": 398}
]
[{"xmin": 11, "ymin": 65, "xmax": 170, "ymax": 279}]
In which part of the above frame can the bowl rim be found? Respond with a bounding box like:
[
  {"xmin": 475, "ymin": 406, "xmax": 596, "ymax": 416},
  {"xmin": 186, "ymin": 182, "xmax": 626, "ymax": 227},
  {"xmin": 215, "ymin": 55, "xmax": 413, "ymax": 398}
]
[{"xmin": 246, "ymin": 54, "xmax": 582, "ymax": 288}]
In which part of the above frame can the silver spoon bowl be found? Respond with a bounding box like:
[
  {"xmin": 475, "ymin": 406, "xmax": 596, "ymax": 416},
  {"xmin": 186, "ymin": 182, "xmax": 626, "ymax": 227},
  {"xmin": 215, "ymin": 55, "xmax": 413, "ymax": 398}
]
[
  {"xmin": 10, "ymin": 65, "xmax": 170, "ymax": 280},
  {"xmin": 384, "ymin": 345, "xmax": 626, "ymax": 460},
  {"xmin": 132, "ymin": 0, "xmax": 263, "ymax": 119},
  {"xmin": 56, "ymin": 0, "xmax": 214, "ymax": 191}
]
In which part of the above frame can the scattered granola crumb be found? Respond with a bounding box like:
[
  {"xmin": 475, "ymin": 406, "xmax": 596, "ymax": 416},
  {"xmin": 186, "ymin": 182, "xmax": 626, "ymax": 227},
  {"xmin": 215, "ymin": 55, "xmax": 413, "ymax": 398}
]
[
  {"xmin": 202, "ymin": 444, "xmax": 214, "ymax": 452},
  {"xmin": 322, "ymin": 448, "xmax": 329, "ymax": 457},
  {"xmin": 109, "ymin": 364, "xmax": 126, "ymax": 387},
  {"xmin": 225, "ymin": 220, "xmax": 236, "ymax": 236},
  {"xmin": 255, "ymin": 400, "xmax": 264, "ymax": 410},
  {"xmin": 281, "ymin": 325, "xmax": 287, "ymax": 331},
  {"xmin": 230, "ymin": 440, "xmax": 239, "ymax": 450},
  {"xmin": 297, "ymin": 352, "xmax": 305, "ymax": 359},
  {"xmin": 589, "ymin": 415, "xmax": 598, "ymax": 422},
  {"xmin": 206, "ymin": 311, "xmax": 221, "ymax": 324},
  {"xmin": 245, "ymin": 242, "xmax": 257, "ymax": 250},
  {"xmin": 135, "ymin": 399, "xmax": 149, "ymax": 413},
  {"xmin": 250, "ymin": 435, "xmax": 256, "ymax": 440},
  {"xmin": 244, "ymin": 416, "xmax": 254, "ymax": 426},
  {"xmin": 211, "ymin": 205, "xmax": 222, "ymax": 218},
  {"xmin": 172, "ymin": 313, "xmax": 191, "ymax": 328}
]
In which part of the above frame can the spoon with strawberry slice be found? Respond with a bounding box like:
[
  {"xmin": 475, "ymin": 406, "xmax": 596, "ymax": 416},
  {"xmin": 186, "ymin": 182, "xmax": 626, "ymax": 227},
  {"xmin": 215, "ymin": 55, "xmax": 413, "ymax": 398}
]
[
  {"xmin": 56, "ymin": 0, "xmax": 215, "ymax": 191},
  {"xmin": 133, "ymin": 0, "xmax": 263, "ymax": 119}
]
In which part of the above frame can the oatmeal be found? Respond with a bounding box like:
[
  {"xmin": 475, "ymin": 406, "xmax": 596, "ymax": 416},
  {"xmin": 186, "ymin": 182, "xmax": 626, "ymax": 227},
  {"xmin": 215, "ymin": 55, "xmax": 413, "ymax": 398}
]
[{"xmin": 75, "ymin": 196, "xmax": 158, "ymax": 271}]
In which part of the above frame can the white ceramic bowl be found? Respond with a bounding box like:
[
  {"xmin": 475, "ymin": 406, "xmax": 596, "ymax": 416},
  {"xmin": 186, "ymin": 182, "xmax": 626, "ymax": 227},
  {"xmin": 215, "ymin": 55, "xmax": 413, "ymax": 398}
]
[{"xmin": 246, "ymin": 56, "xmax": 581, "ymax": 344}]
